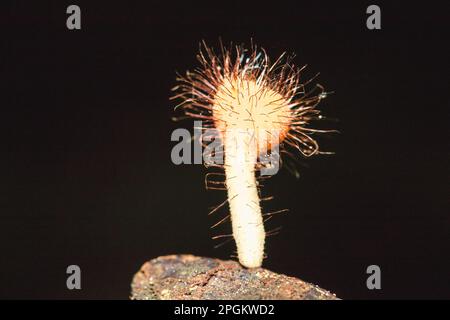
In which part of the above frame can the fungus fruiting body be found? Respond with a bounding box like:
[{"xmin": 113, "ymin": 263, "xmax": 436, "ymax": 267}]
[{"xmin": 172, "ymin": 42, "xmax": 333, "ymax": 268}]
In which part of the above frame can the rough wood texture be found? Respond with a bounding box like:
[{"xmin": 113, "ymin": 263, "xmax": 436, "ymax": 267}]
[{"xmin": 131, "ymin": 255, "xmax": 338, "ymax": 300}]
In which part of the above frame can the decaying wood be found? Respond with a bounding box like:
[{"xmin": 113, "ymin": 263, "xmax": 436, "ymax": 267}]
[{"xmin": 131, "ymin": 255, "xmax": 338, "ymax": 300}]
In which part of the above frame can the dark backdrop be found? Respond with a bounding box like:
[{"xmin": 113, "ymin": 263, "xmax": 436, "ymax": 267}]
[{"xmin": 2, "ymin": 1, "xmax": 448, "ymax": 299}]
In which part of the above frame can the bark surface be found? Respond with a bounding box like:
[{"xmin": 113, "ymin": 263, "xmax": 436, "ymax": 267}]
[{"xmin": 131, "ymin": 255, "xmax": 339, "ymax": 300}]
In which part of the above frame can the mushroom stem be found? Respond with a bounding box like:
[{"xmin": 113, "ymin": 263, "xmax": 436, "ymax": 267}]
[{"xmin": 224, "ymin": 129, "xmax": 265, "ymax": 268}]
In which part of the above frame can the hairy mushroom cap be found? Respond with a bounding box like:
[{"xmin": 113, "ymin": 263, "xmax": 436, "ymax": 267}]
[
  {"xmin": 172, "ymin": 41, "xmax": 334, "ymax": 160},
  {"xmin": 212, "ymin": 77, "xmax": 292, "ymax": 152}
]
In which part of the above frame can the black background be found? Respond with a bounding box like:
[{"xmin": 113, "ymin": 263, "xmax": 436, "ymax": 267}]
[{"xmin": 2, "ymin": 1, "xmax": 448, "ymax": 299}]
